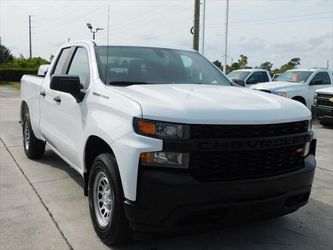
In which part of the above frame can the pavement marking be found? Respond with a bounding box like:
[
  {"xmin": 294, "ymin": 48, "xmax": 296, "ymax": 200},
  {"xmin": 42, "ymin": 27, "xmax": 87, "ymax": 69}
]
[{"xmin": 0, "ymin": 137, "xmax": 74, "ymax": 250}]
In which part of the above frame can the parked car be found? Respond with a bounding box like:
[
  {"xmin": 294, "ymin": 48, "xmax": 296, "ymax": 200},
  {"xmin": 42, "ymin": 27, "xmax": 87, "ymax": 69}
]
[
  {"xmin": 20, "ymin": 41, "xmax": 316, "ymax": 245},
  {"xmin": 227, "ymin": 69, "xmax": 272, "ymax": 87},
  {"xmin": 272, "ymin": 73, "xmax": 280, "ymax": 80},
  {"xmin": 313, "ymin": 86, "xmax": 333, "ymax": 126},
  {"xmin": 251, "ymin": 68, "xmax": 333, "ymax": 109}
]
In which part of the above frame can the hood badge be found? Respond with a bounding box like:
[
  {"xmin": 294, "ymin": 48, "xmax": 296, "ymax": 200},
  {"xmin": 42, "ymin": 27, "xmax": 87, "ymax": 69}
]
[{"xmin": 329, "ymin": 97, "xmax": 333, "ymax": 103}]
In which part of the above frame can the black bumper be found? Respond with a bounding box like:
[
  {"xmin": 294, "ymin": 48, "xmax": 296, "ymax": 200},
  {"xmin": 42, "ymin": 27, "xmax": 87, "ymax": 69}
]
[
  {"xmin": 124, "ymin": 154, "xmax": 316, "ymax": 235},
  {"xmin": 312, "ymin": 105, "xmax": 333, "ymax": 124}
]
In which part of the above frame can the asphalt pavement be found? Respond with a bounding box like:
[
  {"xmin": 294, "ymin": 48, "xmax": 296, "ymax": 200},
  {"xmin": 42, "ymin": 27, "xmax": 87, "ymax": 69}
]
[{"xmin": 0, "ymin": 85, "xmax": 332, "ymax": 250}]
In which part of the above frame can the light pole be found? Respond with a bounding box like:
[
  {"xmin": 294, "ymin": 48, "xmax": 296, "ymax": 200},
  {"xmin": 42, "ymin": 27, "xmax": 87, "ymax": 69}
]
[
  {"xmin": 86, "ymin": 23, "xmax": 104, "ymax": 40},
  {"xmin": 223, "ymin": 0, "xmax": 229, "ymax": 74}
]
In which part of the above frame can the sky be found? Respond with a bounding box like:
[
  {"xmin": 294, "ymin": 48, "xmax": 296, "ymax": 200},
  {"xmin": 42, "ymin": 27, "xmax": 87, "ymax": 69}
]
[{"xmin": 0, "ymin": 0, "xmax": 332, "ymax": 69}]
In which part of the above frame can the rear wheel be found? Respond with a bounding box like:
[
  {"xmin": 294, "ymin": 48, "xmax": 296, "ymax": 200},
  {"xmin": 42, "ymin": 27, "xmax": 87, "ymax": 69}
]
[
  {"xmin": 22, "ymin": 107, "xmax": 45, "ymax": 159},
  {"xmin": 88, "ymin": 153, "xmax": 131, "ymax": 245}
]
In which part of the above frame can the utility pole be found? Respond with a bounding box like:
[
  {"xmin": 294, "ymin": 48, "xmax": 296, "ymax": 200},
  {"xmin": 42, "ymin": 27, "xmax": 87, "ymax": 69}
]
[
  {"xmin": 223, "ymin": 0, "xmax": 229, "ymax": 73},
  {"xmin": 29, "ymin": 15, "xmax": 32, "ymax": 59},
  {"xmin": 201, "ymin": 0, "xmax": 206, "ymax": 54},
  {"xmin": 193, "ymin": 0, "xmax": 200, "ymax": 51}
]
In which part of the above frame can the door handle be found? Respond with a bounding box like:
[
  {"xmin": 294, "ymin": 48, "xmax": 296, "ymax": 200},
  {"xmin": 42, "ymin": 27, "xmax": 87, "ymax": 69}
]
[
  {"xmin": 53, "ymin": 96, "xmax": 61, "ymax": 103},
  {"xmin": 40, "ymin": 90, "xmax": 46, "ymax": 97}
]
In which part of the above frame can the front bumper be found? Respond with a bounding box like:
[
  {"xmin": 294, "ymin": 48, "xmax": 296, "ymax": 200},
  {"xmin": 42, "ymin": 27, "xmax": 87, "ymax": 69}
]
[
  {"xmin": 124, "ymin": 153, "xmax": 316, "ymax": 236},
  {"xmin": 312, "ymin": 105, "xmax": 333, "ymax": 124}
]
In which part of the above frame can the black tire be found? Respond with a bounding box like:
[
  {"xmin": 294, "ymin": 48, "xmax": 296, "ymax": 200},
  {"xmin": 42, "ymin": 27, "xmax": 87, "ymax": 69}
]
[
  {"xmin": 319, "ymin": 120, "xmax": 332, "ymax": 127},
  {"xmin": 22, "ymin": 106, "xmax": 45, "ymax": 159},
  {"xmin": 88, "ymin": 153, "xmax": 131, "ymax": 245}
]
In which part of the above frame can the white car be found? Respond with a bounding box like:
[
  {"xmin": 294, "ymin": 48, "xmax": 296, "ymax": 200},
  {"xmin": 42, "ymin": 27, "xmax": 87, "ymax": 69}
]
[
  {"xmin": 313, "ymin": 86, "xmax": 333, "ymax": 125},
  {"xmin": 20, "ymin": 41, "xmax": 316, "ymax": 245},
  {"xmin": 227, "ymin": 69, "xmax": 272, "ymax": 87},
  {"xmin": 251, "ymin": 68, "xmax": 333, "ymax": 109}
]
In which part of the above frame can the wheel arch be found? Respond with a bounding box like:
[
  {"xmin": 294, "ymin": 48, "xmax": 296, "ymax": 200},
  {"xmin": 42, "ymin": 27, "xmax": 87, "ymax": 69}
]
[
  {"xmin": 83, "ymin": 135, "xmax": 116, "ymax": 196},
  {"xmin": 292, "ymin": 96, "xmax": 307, "ymax": 106},
  {"xmin": 20, "ymin": 101, "xmax": 28, "ymax": 124}
]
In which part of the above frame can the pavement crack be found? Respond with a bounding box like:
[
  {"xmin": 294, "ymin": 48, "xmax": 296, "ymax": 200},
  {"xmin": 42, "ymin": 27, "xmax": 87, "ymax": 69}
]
[
  {"xmin": 316, "ymin": 166, "xmax": 333, "ymax": 173},
  {"xmin": 0, "ymin": 137, "xmax": 74, "ymax": 250}
]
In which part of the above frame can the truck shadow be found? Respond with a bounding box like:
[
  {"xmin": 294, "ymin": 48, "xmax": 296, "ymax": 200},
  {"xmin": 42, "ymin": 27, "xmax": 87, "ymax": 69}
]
[{"xmin": 36, "ymin": 148, "xmax": 84, "ymax": 189}]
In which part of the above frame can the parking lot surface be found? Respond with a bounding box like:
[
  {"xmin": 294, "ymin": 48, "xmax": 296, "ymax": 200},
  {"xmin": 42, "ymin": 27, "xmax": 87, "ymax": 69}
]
[{"xmin": 0, "ymin": 85, "xmax": 332, "ymax": 250}]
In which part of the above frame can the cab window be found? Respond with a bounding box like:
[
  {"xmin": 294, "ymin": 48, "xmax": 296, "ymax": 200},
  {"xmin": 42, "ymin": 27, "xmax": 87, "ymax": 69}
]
[
  {"xmin": 52, "ymin": 47, "xmax": 72, "ymax": 75},
  {"xmin": 311, "ymin": 72, "xmax": 331, "ymax": 85},
  {"xmin": 67, "ymin": 47, "xmax": 90, "ymax": 89}
]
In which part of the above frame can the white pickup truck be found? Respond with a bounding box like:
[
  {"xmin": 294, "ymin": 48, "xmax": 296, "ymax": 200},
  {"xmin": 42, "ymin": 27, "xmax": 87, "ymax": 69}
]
[
  {"xmin": 227, "ymin": 69, "xmax": 272, "ymax": 87},
  {"xmin": 250, "ymin": 68, "xmax": 333, "ymax": 108},
  {"xmin": 20, "ymin": 41, "xmax": 317, "ymax": 245}
]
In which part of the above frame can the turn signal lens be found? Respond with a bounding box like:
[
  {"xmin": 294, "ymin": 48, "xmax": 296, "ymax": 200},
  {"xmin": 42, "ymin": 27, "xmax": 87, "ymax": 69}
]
[
  {"xmin": 136, "ymin": 120, "xmax": 156, "ymax": 135},
  {"xmin": 133, "ymin": 118, "xmax": 189, "ymax": 140}
]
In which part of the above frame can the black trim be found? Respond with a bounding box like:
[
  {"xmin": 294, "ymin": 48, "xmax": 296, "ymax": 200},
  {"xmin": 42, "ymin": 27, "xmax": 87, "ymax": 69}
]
[
  {"xmin": 163, "ymin": 132, "xmax": 312, "ymax": 152},
  {"xmin": 124, "ymin": 154, "xmax": 316, "ymax": 236},
  {"xmin": 313, "ymin": 105, "xmax": 333, "ymax": 124}
]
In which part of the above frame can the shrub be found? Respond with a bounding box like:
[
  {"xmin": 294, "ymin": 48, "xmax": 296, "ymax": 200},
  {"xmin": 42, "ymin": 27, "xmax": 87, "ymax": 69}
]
[{"xmin": 0, "ymin": 68, "xmax": 37, "ymax": 82}]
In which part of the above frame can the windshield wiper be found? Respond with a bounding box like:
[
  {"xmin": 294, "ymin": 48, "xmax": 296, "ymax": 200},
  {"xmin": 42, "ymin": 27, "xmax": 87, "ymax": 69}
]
[{"xmin": 108, "ymin": 81, "xmax": 152, "ymax": 86}]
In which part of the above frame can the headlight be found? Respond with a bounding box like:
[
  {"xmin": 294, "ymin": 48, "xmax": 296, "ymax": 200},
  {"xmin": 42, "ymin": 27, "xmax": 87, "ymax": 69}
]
[
  {"xmin": 133, "ymin": 118, "xmax": 189, "ymax": 140},
  {"xmin": 140, "ymin": 152, "xmax": 189, "ymax": 168},
  {"xmin": 313, "ymin": 93, "xmax": 318, "ymax": 106},
  {"xmin": 272, "ymin": 91, "xmax": 288, "ymax": 97}
]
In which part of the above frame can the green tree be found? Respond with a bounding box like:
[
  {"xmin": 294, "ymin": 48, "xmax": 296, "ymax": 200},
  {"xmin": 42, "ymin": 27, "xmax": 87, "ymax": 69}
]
[
  {"xmin": 238, "ymin": 54, "xmax": 248, "ymax": 69},
  {"xmin": 278, "ymin": 58, "xmax": 301, "ymax": 73},
  {"xmin": 0, "ymin": 43, "xmax": 14, "ymax": 64},
  {"xmin": 260, "ymin": 61, "xmax": 273, "ymax": 71},
  {"xmin": 213, "ymin": 60, "xmax": 223, "ymax": 70}
]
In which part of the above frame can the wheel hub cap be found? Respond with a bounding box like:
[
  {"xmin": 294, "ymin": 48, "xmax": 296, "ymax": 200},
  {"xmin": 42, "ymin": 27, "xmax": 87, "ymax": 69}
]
[
  {"xmin": 24, "ymin": 121, "xmax": 30, "ymax": 151},
  {"xmin": 93, "ymin": 171, "xmax": 114, "ymax": 227}
]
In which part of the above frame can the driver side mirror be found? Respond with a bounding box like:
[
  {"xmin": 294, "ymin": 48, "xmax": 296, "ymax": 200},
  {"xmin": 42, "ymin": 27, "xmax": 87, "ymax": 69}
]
[
  {"xmin": 50, "ymin": 75, "xmax": 85, "ymax": 102},
  {"xmin": 310, "ymin": 79, "xmax": 323, "ymax": 85},
  {"xmin": 246, "ymin": 79, "xmax": 256, "ymax": 85}
]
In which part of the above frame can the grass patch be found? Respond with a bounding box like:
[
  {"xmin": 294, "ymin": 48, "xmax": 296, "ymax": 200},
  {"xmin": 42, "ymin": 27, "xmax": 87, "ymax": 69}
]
[{"xmin": 0, "ymin": 81, "xmax": 21, "ymax": 90}]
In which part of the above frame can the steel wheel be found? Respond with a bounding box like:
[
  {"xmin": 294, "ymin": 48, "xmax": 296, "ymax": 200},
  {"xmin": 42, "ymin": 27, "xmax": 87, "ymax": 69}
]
[
  {"xmin": 93, "ymin": 170, "xmax": 114, "ymax": 228},
  {"xmin": 24, "ymin": 121, "xmax": 30, "ymax": 151}
]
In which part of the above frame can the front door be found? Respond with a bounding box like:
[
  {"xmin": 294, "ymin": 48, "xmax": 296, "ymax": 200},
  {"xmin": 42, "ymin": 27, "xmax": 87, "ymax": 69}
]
[{"xmin": 40, "ymin": 46, "xmax": 91, "ymax": 170}]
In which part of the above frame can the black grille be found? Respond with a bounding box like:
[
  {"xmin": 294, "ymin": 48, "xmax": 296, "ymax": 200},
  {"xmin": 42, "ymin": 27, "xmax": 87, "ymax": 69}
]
[
  {"xmin": 190, "ymin": 121, "xmax": 308, "ymax": 139},
  {"xmin": 317, "ymin": 94, "xmax": 333, "ymax": 108},
  {"xmin": 190, "ymin": 145, "xmax": 304, "ymax": 182}
]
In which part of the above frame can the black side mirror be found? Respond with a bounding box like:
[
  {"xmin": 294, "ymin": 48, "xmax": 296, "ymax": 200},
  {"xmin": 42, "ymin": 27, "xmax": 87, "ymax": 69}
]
[
  {"xmin": 310, "ymin": 79, "xmax": 323, "ymax": 85},
  {"xmin": 246, "ymin": 79, "xmax": 256, "ymax": 85},
  {"xmin": 232, "ymin": 79, "xmax": 246, "ymax": 87},
  {"xmin": 50, "ymin": 75, "xmax": 85, "ymax": 102}
]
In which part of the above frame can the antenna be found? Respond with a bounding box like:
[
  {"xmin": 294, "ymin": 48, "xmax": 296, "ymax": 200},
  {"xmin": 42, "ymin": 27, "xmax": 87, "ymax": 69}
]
[{"xmin": 104, "ymin": 2, "xmax": 111, "ymax": 85}]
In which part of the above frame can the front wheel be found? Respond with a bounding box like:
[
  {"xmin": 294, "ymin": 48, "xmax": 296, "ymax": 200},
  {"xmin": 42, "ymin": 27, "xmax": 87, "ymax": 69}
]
[
  {"xmin": 22, "ymin": 107, "xmax": 45, "ymax": 159},
  {"xmin": 88, "ymin": 153, "xmax": 131, "ymax": 245}
]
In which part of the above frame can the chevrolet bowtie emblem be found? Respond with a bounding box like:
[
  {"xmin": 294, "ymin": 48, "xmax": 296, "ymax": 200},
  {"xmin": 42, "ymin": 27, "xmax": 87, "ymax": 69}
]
[{"xmin": 329, "ymin": 97, "xmax": 333, "ymax": 103}]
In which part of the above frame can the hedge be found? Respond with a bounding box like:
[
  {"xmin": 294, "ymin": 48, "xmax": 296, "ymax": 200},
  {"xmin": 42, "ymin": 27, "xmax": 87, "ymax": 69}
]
[{"xmin": 0, "ymin": 68, "xmax": 38, "ymax": 82}]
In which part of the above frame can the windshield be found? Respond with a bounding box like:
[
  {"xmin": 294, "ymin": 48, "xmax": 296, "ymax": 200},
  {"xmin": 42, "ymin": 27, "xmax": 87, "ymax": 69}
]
[
  {"xmin": 227, "ymin": 71, "xmax": 251, "ymax": 80},
  {"xmin": 95, "ymin": 46, "xmax": 231, "ymax": 86},
  {"xmin": 273, "ymin": 71, "xmax": 313, "ymax": 83}
]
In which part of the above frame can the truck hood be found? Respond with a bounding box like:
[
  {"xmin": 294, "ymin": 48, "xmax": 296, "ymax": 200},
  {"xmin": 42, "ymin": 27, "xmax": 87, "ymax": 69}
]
[
  {"xmin": 250, "ymin": 81, "xmax": 304, "ymax": 92},
  {"xmin": 112, "ymin": 84, "xmax": 311, "ymax": 124}
]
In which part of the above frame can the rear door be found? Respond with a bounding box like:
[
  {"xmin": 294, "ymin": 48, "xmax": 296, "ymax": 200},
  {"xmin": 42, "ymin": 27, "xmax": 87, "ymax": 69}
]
[{"xmin": 40, "ymin": 46, "xmax": 91, "ymax": 170}]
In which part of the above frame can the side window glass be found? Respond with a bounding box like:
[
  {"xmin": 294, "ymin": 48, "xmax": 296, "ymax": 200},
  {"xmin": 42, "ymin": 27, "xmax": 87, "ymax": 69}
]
[
  {"xmin": 262, "ymin": 72, "xmax": 269, "ymax": 82},
  {"xmin": 311, "ymin": 72, "xmax": 331, "ymax": 85},
  {"xmin": 247, "ymin": 72, "xmax": 262, "ymax": 84},
  {"xmin": 53, "ymin": 48, "xmax": 72, "ymax": 75},
  {"xmin": 68, "ymin": 47, "xmax": 90, "ymax": 89}
]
